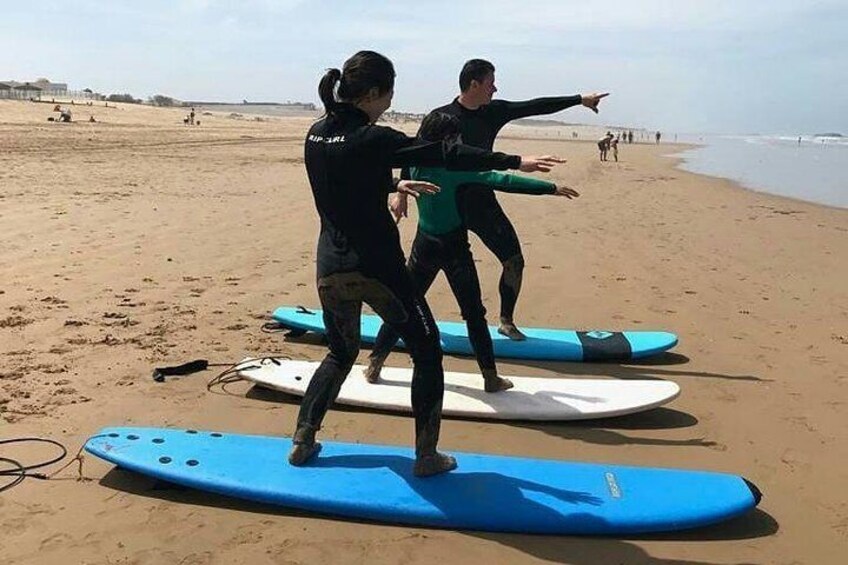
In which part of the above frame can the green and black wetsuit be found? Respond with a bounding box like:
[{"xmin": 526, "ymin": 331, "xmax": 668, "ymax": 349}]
[
  {"xmin": 419, "ymin": 95, "xmax": 582, "ymax": 322},
  {"xmin": 369, "ymin": 167, "xmax": 555, "ymax": 372}
]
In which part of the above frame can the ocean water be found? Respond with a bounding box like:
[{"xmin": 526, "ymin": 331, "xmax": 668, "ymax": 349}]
[{"xmin": 670, "ymin": 134, "xmax": 848, "ymax": 208}]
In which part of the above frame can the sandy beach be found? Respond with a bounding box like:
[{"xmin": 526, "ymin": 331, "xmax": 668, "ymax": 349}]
[{"xmin": 1, "ymin": 99, "xmax": 846, "ymax": 564}]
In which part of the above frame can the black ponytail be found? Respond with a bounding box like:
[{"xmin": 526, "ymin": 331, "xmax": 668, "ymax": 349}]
[
  {"xmin": 318, "ymin": 68, "xmax": 342, "ymax": 115},
  {"xmin": 318, "ymin": 51, "xmax": 395, "ymax": 116}
]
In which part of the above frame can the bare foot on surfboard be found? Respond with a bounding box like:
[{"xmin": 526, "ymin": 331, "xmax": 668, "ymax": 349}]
[
  {"xmin": 498, "ymin": 320, "xmax": 527, "ymax": 341},
  {"xmin": 288, "ymin": 442, "xmax": 322, "ymax": 466},
  {"xmin": 414, "ymin": 452, "xmax": 457, "ymax": 477},
  {"xmin": 483, "ymin": 369, "xmax": 515, "ymax": 393},
  {"xmin": 363, "ymin": 360, "xmax": 383, "ymax": 384}
]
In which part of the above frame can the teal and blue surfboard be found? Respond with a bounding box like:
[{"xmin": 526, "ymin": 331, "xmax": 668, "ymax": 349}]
[
  {"xmin": 271, "ymin": 306, "xmax": 678, "ymax": 361},
  {"xmin": 85, "ymin": 427, "xmax": 760, "ymax": 535}
]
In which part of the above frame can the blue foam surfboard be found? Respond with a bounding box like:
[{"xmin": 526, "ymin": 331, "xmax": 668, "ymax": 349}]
[
  {"xmin": 271, "ymin": 306, "xmax": 678, "ymax": 361},
  {"xmin": 85, "ymin": 427, "xmax": 760, "ymax": 535}
]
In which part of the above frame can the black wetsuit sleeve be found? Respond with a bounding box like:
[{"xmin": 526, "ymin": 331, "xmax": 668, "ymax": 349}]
[
  {"xmin": 378, "ymin": 126, "xmax": 521, "ymax": 171},
  {"xmin": 493, "ymin": 95, "xmax": 583, "ymax": 122}
]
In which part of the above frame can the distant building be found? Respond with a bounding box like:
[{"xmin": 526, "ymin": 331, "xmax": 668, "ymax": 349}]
[{"xmin": 0, "ymin": 78, "xmax": 69, "ymax": 99}]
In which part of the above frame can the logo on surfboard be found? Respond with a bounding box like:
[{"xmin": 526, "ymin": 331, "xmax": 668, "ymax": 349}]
[{"xmin": 586, "ymin": 331, "xmax": 614, "ymax": 340}]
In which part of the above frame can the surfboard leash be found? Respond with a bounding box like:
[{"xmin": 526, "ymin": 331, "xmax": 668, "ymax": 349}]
[
  {"xmin": 261, "ymin": 321, "xmax": 307, "ymax": 337},
  {"xmin": 0, "ymin": 437, "xmax": 68, "ymax": 493},
  {"xmin": 206, "ymin": 356, "xmax": 291, "ymax": 394}
]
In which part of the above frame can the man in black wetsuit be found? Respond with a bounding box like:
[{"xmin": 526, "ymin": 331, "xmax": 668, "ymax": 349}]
[{"xmin": 396, "ymin": 59, "xmax": 608, "ymax": 340}]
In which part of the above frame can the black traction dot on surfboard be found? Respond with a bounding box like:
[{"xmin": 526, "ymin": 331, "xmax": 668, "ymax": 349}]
[
  {"xmin": 159, "ymin": 456, "xmax": 172, "ymax": 464},
  {"xmin": 152, "ymin": 438, "xmax": 164, "ymax": 444},
  {"xmin": 295, "ymin": 375, "xmax": 302, "ymax": 381},
  {"xmin": 108, "ymin": 433, "xmax": 119, "ymax": 438},
  {"xmin": 210, "ymin": 433, "xmax": 222, "ymax": 438},
  {"xmin": 186, "ymin": 460, "xmax": 199, "ymax": 466},
  {"xmin": 127, "ymin": 435, "xmax": 139, "ymax": 440},
  {"xmin": 186, "ymin": 430, "xmax": 197, "ymax": 434}
]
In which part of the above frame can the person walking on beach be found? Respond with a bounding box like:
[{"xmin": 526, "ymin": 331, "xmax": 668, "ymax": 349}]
[
  {"xmin": 655, "ymin": 131, "xmax": 661, "ymax": 144},
  {"xmin": 598, "ymin": 132, "xmax": 613, "ymax": 161},
  {"xmin": 597, "ymin": 135, "xmax": 608, "ymax": 161},
  {"xmin": 395, "ymin": 59, "xmax": 607, "ymax": 340},
  {"xmin": 365, "ymin": 112, "xmax": 578, "ymax": 392},
  {"xmin": 610, "ymin": 134, "xmax": 619, "ymax": 161},
  {"xmin": 290, "ymin": 51, "xmax": 562, "ymax": 477}
]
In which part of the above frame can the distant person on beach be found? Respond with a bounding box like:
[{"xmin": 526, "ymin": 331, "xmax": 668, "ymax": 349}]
[
  {"xmin": 611, "ymin": 135, "xmax": 619, "ymax": 161},
  {"xmin": 365, "ymin": 111, "xmax": 576, "ymax": 392},
  {"xmin": 289, "ymin": 50, "xmax": 561, "ymax": 477},
  {"xmin": 189, "ymin": 107, "xmax": 196, "ymax": 125},
  {"xmin": 656, "ymin": 131, "xmax": 661, "ymax": 144},
  {"xmin": 628, "ymin": 130, "xmax": 633, "ymax": 144},
  {"xmin": 394, "ymin": 58, "xmax": 607, "ymax": 340},
  {"xmin": 598, "ymin": 132, "xmax": 613, "ymax": 161}
]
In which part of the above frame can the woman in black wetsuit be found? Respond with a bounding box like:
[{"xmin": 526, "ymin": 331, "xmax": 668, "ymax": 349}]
[{"xmin": 290, "ymin": 51, "xmax": 562, "ymax": 477}]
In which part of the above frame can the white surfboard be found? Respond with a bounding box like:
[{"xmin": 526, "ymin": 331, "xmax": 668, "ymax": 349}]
[{"xmin": 236, "ymin": 358, "xmax": 680, "ymax": 421}]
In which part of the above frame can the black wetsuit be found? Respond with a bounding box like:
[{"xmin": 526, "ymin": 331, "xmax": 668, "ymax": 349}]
[
  {"xmin": 297, "ymin": 103, "xmax": 521, "ymax": 456},
  {"xmin": 368, "ymin": 169, "xmax": 555, "ymax": 375},
  {"xmin": 418, "ymin": 95, "xmax": 582, "ymax": 322}
]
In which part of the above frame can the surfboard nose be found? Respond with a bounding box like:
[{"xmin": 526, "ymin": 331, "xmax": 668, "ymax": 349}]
[{"xmin": 743, "ymin": 477, "xmax": 763, "ymax": 506}]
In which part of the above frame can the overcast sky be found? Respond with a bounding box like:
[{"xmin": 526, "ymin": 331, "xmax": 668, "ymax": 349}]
[{"xmin": 2, "ymin": 0, "xmax": 846, "ymax": 134}]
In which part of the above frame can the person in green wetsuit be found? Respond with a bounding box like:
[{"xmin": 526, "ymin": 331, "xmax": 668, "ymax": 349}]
[{"xmin": 364, "ymin": 112, "xmax": 579, "ymax": 392}]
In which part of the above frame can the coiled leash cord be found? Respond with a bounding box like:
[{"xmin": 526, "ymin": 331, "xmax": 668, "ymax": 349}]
[{"xmin": 0, "ymin": 437, "xmax": 68, "ymax": 493}]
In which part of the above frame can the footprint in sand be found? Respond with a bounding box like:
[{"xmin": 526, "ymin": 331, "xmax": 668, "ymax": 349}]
[
  {"xmin": 0, "ymin": 315, "xmax": 34, "ymax": 328},
  {"xmin": 38, "ymin": 532, "xmax": 74, "ymax": 552},
  {"xmin": 222, "ymin": 524, "xmax": 266, "ymax": 548}
]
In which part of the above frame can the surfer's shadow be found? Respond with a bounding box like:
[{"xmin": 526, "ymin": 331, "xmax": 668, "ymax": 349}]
[
  {"xmin": 507, "ymin": 353, "xmax": 771, "ymax": 383},
  {"xmin": 314, "ymin": 453, "xmax": 606, "ymax": 524},
  {"xmin": 378, "ymin": 377, "xmax": 608, "ymax": 411},
  {"xmin": 519, "ymin": 420, "xmax": 720, "ymax": 449}
]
